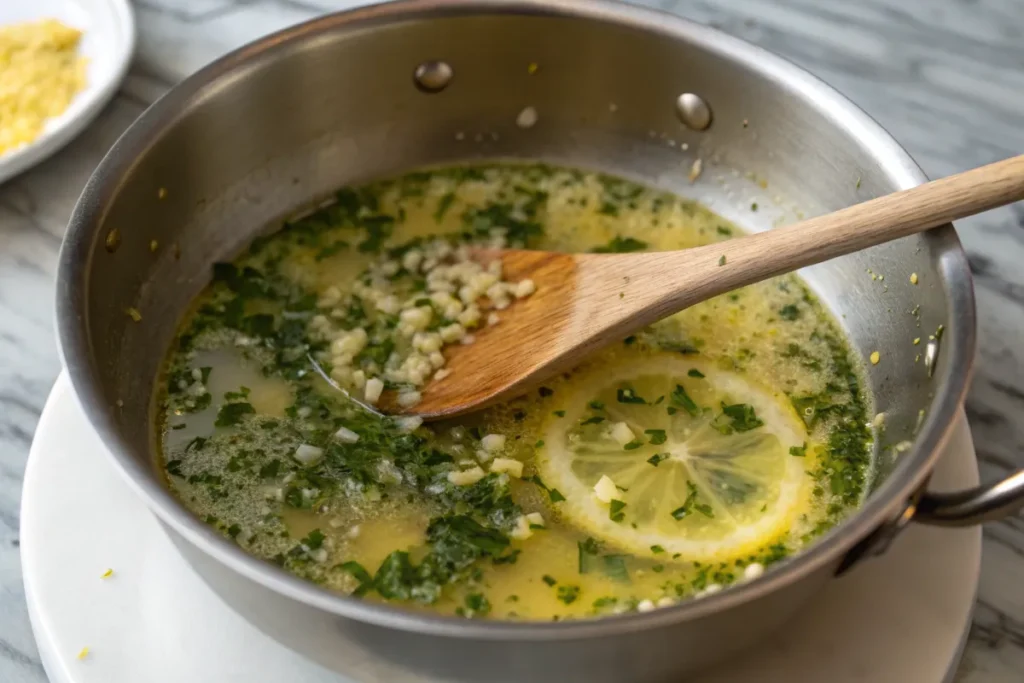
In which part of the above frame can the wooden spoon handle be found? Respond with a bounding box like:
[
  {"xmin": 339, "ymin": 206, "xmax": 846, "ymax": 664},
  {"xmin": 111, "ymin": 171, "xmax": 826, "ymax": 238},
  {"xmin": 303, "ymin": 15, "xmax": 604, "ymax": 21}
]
[
  {"xmin": 734, "ymin": 153, "xmax": 1024, "ymax": 267},
  {"xmin": 629, "ymin": 154, "xmax": 1024, "ymax": 313}
]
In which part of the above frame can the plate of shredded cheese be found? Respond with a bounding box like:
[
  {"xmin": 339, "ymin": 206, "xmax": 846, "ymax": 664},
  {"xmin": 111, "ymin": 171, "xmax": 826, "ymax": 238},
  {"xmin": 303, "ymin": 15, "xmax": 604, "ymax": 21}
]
[{"xmin": 0, "ymin": 0, "xmax": 134, "ymax": 185}]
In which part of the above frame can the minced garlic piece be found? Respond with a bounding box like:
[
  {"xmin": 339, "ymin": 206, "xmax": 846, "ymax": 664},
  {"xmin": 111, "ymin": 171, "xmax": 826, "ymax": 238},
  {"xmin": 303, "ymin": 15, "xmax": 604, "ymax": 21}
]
[
  {"xmin": 593, "ymin": 474, "xmax": 618, "ymax": 503},
  {"xmin": 489, "ymin": 457, "xmax": 523, "ymax": 478},
  {"xmin": 688, "ymin": 158, "xmax": 703, "ymax": 183},
  {"xmin": 509, "ymin": 515, "xmax": 533, "ymax": 540},
  {"xmin": 869, "ymin": 351, "xmax": 880, "ymax": 365},
  {"xmin": 311, "ymin": 238, "xmax": 537, "ymax": 408},
  {"xmin": 100, "ymin": 568, "xmax": 114, "ymax": 579},
  {"xmin": 910, "ymin": 273, "xmax": 918, "ymax": 285},
  {"xmin": 525, "ymin": 512, "xmax": 545, "ymax": 527},
  {"xmin": 480, "ymin": 433, "xmax": 506, "ymax": 452},
  {"xmin": 76, "ymin": 646, "xmax": 89, "ymax": 660},
  {"xmin": 448, "ymin": 466, "xmax": 486, "ymax": 486},
  {"xmin": 610, "ymin": 422, "xmax": 634, "ymax": 447},
  {"xmin": 364, "ymin": 378, "xmax": 384, "ymax": 404}
]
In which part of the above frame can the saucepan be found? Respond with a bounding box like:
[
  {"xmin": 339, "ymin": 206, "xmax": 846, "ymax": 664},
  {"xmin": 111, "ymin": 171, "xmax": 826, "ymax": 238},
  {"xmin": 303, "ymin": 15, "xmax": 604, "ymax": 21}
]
[{"xmin": 55, "ymin": 1, "xmax": 1024, "ymax": 681}]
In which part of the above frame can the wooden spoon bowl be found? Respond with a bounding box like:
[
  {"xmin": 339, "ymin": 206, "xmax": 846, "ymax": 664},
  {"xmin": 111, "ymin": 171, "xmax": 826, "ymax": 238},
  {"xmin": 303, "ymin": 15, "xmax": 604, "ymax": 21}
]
[{"xmin": 391, "ymin": 154, "xmax": 1024, "ymax": 420}]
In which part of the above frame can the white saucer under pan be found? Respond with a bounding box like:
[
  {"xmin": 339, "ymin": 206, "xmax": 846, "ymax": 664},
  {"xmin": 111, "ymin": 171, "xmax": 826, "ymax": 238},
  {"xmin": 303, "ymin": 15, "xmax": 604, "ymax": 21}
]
[{"xmin": 21, "ymin": 375, "xmax": 981, "ymax": 682}]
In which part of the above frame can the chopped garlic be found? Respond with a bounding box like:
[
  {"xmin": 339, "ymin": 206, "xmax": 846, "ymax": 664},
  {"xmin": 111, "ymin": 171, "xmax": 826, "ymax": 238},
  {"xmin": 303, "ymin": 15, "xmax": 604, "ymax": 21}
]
[
  {"xmin": 447, "ymin": 466, "xmax": 486, "ymax": 486},
  {"xmin": 514, "ymin": 279, "xmax": 536, "ymax": 298},
  {"xmin": 490, "ymin": 457, "xmax": 523, "ymax": 478},
  {"xmin": 397, "ymin": 390, "xmax": 421, "ymax": 408},
  {"xmin": 509, "ymin": 515, "xmax": 533, "ymax": 540},
  {"xmin": 656, "ymin": 596, "xmax": 675, "ymax": 608},
  {"xmin": 481, "ymin": 433, "xmax": 506, "ymax": 452},
  {"xmin": 610, "ymin": 422, "xmax": 635, "ymax": 447},
  {"xmin": 593, "ymin": 474, "xmax": 618, "ymax": 503},
  {"xmin": 700, "ymin": 583, "xmax": 723, "ymax": 597},
  {"xmin": 364, "ymin": 378, "xmax": 384, "ymax": 404},
  {"xmin": 688, "ymin": 158, "xmax": 703, "ymax": 183},
  {"xmin": 743, "ymin": 562, "xmax": 765, "ymax": 581},
  {"xmin": 293, "ymin": 444, "xmax": 324, "ymax": 465},
  {"xmin": 333, "ymin": 426, "xmax": 360, "ymax": 444},
  {"xmin": 395, "ymin": 416, "xmax": 423, "ymax": 432},
  {"xmin": 869, "ymin": 351, "xmax": 880, "ymax": 365},
  {"xmin": 100, "ymin": 568, "xmax": 114, "ymax": 579},
  {"xmin": 525, "ymin": 512, "xmax": 545, "ymax": 527},
  {"xmin": 637, "ymin": 599, "xmax": 656, "ymax": 613},
  {"xmin": 77, "ymin": 646, "xmax": 90, "ymax": 660}
]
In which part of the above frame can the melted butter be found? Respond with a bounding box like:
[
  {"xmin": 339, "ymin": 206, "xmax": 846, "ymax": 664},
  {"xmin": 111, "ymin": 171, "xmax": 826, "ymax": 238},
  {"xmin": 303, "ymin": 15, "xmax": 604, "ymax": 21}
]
[{"xmin": 159, "ymin": 164, "xmax": 872, "ymax": 620}]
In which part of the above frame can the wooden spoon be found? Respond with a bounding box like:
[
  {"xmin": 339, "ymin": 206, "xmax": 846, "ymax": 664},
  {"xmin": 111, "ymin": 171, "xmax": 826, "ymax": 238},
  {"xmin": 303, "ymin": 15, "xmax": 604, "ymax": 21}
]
[{"xmin": 392, "ymin": 154, "xmax": 1024, "ymax": 420}]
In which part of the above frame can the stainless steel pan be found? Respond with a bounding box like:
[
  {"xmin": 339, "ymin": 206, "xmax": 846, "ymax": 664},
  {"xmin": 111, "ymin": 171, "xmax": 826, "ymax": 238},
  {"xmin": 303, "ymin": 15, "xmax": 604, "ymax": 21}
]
[{"xmin": 56, "ymin": 1, "xmax": 1024, "ymax": 680}]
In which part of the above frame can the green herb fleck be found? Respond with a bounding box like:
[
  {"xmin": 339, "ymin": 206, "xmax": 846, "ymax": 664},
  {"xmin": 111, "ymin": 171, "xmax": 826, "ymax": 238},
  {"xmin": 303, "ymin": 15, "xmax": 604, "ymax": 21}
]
[
  {"xmin": 778, "ymin": 304, "xmax": 800, "ymax": 321},
  {"xmin": 609, "ymin": 499, "xmax": 627, "ymax": 523},
  {"xmin": 712, "ymin": 403, "xmax": 764, "ymax": 434},
  {"xmin": 591, "ymin": 236, "xmax": 649, "ymax": 253},
  {"xmin": 214, "ymin": 402, "xmax": 255, "ymax": 427},
  {"xmin": 670, "ymin": 384, "xmax": 700, "ymax": 417},
  {"xmin": 645, "ymin": 429, "xmax": 667, "ymax": 445},
  {"xmin": 556, "ymin": 585, "xmax": 581, "ymax": 604}
]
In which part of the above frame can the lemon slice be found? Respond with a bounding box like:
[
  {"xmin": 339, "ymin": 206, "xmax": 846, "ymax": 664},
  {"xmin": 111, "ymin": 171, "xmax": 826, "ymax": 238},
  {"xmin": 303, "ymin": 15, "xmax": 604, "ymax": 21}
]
[{"xmin": 538, "ymin": 355, "xmax": 809, "ymax": 561}]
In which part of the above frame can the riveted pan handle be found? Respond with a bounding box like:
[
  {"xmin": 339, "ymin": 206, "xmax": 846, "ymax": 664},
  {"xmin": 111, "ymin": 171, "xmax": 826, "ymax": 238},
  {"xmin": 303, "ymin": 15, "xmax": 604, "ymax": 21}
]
[
  {"xmin": 837, "ymin": 470, "xmax": 1024, "ymax": 574},
  {"xmin": 913, "ymin": 470, "xmax": 1024, "ymax": 526}
]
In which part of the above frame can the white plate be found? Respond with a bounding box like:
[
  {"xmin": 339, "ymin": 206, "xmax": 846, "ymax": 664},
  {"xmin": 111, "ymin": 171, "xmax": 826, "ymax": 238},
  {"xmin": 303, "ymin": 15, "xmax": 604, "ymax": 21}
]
[
  {"xmin": 21, "ymin": 374, "xmax": 981, "ymax": 682},
  {"xmin": 0, "ymin": 0, "xmax": 135, "ymax": 185}
]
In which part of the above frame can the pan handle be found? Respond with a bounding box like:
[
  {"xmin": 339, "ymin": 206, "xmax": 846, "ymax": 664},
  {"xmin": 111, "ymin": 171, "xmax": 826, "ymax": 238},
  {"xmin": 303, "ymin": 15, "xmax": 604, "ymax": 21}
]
[
  {"xmin": 912, "ymin": 469, "xmax": 1024, "ymax": 526},
  {"xmin": 837, "ymin": 470, "xmax": 1024, "ymax": 574}
]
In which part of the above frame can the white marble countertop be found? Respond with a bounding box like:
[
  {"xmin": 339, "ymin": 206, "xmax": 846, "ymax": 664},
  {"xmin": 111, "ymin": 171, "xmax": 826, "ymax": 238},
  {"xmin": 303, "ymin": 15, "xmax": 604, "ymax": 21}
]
[{"xmin": 1, "ymin": 0, "xmax": 1022, "ymax": 681}]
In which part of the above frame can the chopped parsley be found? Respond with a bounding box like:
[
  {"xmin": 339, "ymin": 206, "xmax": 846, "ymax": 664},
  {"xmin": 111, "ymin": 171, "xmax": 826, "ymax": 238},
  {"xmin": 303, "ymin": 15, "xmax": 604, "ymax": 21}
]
[
  {"xmin": 609, "ymin": 499, "xmax": 627, "ymax": 523},
  {"xmin": 644, "ymin": 429, "xmax": 667, "ymax": 445},
  {"xmin": 591, "ymin": 236, "xmax": 649, "ymax": 253},
  {"xmin": 214, "ymin": 402, "xmax": 255, "ymax": 427},
  {"xmin": 556, "ymin": 585, "xmax": 581, "ymax": 604},
  {"xmin": 671, "ymin": 482, "xmax": 714, "ymax": 520},
  {"xmin": 711, "ymin": 403, "xmax": 764, "ymax": 434},
  {"xmin": 779, "ymin": 304, "xmax": 800, "ymax": 321},
  {"xmin": 670, "ymin": 384, "xmax": 700, "ymax": 417}
]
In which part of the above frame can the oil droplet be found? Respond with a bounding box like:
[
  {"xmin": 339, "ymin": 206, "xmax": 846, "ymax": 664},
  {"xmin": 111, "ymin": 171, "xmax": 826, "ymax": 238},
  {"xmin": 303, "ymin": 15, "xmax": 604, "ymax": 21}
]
[
  {"xmin": 105, "ymin": 228, "xmax": 121, "ymax": 253},
  {"xmin": 516, "ymin": 106, "xmax": 538, "ymax": 129}
]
